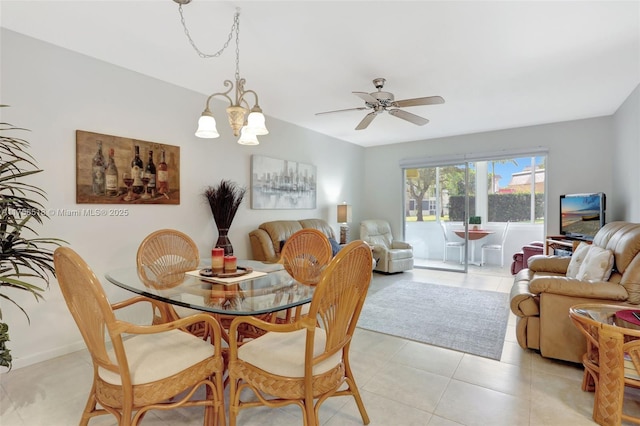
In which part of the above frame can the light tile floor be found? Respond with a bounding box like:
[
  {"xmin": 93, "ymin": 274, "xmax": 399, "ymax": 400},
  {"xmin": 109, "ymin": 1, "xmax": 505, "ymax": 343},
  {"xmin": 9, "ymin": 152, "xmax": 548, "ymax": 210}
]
[{"xmin": 2, "ymin": 265, "xmax": 633, "ymax": 425}]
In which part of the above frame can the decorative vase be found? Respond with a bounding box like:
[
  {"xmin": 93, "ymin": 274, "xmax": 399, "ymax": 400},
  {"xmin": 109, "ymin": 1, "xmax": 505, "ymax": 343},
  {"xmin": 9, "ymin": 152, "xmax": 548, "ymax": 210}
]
[{"xmin": 215, "ymin": 228, "xmax": 233, "ymax": 255}]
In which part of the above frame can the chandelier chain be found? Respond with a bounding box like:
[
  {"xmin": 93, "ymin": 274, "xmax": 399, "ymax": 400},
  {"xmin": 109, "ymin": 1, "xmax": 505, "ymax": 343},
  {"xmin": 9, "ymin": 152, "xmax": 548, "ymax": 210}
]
[
  {"xmin": 234, "ymin": 14, "xmax": 240, "ymax": 81},
  {"xmin": 178, "ymin": 4, "xmax": 240, "ymax": 60}
]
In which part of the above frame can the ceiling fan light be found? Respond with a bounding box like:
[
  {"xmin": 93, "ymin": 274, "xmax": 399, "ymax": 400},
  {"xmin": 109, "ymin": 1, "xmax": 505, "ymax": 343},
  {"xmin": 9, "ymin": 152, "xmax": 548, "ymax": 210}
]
[
  {"xmin": 238, "ymin": 126, "xmax": 259, "ymax": 145},
  {"xmin": 195, "ymin": 112, "xmax": 219, "ymax": 138},
  {"xmin": 246, "ymin": 109, "xmax": 268, "ymax": 135}
]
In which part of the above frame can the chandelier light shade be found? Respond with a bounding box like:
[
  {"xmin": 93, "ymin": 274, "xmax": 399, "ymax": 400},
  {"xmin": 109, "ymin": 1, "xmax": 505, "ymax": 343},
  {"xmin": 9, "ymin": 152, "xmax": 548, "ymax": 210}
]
[
  {"xmin": 337, "ymin": 203, "xmax": 352, "ymax": 245},
  {"xmin": 195, "ymin": 111, "xmax": 219, "ymax": 138},
  {"xmin": 246, "ymin": 106, "xmax": 269, "ymax": 135},
  {"xmin": 238, "ymin": 126, "xmax": 259, "ymax": 146},
  {"xmin": 176, "ymin": 1, "xmax": 268, "ymax": 145}
]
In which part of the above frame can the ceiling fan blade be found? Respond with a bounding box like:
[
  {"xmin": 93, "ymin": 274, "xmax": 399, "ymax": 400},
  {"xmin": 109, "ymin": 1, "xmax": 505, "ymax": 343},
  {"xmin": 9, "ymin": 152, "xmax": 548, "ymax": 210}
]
[
  {"xmin": 388, "ymin": 109, "xmax": 429, "ymax": 126},
  {"xmin": 355, "ymin": 112, "xmax": 377, "ymax": 130},
  {"xmin": 392, "ymin": 96, "xmax": 445, "ymax": 108},
  {"xmin": 353, "ymin": 91, "xmax": 380, "ymax": 104},
  {"xmin": 315, "ymin": 107, "xmax": 368, "ymax": 115}
]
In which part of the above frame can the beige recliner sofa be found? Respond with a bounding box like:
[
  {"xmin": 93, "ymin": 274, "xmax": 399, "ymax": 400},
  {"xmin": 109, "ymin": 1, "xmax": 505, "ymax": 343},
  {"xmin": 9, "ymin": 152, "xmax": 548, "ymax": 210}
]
[
  {"xmin": 249, "ymin": 219, "xmax": 336, "ymax": 263},
  {"xmin": 360, "ymin": 219, "xmax": 413, "ymax": 273},
  {"xmin": 510, "ymin": 221, "xmax": 640, "ymax": 363}
]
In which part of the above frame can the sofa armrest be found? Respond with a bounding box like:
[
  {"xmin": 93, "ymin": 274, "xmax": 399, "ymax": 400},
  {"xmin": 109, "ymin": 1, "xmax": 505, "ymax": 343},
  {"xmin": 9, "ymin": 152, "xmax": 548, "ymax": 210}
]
[
  {"xmin": 371, "ymin": 245, "xmax": 389, "ymax": 264},
  {"xmin": 391, "ymin": 241, "xmax": 412, "ymax": 250},
  {"xmin": 249, "ymin": 228, "xmax": 278, "ymax": 262},
  {"xmin": 529, "ymin": 276, "xmax": 629, "ymax": 301},
  {"xmin": 528, "ymin": 255, "xmax": 571, "ymax": 274}
]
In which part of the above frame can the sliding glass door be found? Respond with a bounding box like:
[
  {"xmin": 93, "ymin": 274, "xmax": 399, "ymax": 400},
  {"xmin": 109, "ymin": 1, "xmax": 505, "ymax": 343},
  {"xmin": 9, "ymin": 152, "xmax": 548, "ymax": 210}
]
[
  {"xmin": 403, "ymin": 151, "xmax": 547, "ymax": 272},
  {"xmin": 404, "ymin": 162, "xmax": 471, "ymax": 272}
]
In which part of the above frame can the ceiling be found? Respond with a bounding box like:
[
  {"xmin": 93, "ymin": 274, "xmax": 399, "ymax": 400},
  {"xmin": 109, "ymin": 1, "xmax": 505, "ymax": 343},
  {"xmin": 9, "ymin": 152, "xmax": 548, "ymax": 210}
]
[{"xmin": 1, "ymin": 1, "xmax": 639, "ymax": 147}]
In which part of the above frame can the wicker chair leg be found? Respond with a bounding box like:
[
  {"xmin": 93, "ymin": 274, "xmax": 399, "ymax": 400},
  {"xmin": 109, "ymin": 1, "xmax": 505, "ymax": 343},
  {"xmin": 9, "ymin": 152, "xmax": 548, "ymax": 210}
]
[{"xmin": 80, "ymin": 391, "xmax": 97, "ymax": 426}]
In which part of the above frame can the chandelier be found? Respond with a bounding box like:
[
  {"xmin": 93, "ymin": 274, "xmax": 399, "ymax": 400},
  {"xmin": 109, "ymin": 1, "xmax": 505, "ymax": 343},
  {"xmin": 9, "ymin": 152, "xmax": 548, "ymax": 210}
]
[{"xmin": 175, "ymin": 0, "xmax": 268, "ymax": 145}]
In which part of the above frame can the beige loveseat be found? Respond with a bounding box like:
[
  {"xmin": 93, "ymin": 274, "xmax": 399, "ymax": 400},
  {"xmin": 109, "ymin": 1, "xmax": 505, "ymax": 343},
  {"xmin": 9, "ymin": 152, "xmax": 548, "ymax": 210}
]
[
  {"xmin": 248, "ymin": 219, "xmax": 337, "ymax": 263},
  {"xmin": 510, "ymin": 221, "xmax": 640, "ymax": 363}
]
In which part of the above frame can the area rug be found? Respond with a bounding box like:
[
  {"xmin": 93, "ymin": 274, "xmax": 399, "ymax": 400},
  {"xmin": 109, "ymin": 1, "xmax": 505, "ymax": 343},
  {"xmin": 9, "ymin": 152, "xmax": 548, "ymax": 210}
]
[{"xmin": 357, "ymin": 281, "xmax": 510, "ymax": 360}]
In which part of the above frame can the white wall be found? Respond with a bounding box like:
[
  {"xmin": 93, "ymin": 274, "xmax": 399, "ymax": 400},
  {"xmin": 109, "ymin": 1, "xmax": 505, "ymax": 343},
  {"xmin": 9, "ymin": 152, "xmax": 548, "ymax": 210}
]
[
  {"xmin": 0, "ymin": 30, "xmax": 364, "ymax": 369},
  {"xmin": 612, "ymin": 84, "xmax": 640, "ymax": 222},
  {"xmin": 1, "ymin": 28, "xmax": 637, "ymax": 371},
  {"xmin": 363, "ymin": 117, "xmax": 614, "ymax": 241}
]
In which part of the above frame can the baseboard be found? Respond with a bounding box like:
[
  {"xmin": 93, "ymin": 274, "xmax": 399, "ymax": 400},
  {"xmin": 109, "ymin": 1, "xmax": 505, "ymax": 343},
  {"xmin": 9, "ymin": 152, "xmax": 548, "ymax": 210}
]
[{"xmin": 1, "ymin": 340, "xmax": 87, "ymax": 373}]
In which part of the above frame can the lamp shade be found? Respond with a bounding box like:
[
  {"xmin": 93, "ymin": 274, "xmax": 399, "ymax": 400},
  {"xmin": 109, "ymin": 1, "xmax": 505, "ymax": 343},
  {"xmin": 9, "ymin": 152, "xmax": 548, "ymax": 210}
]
[
  {"xmin": 246, "ymin": 111, "xmax": 268, "ymax": 135},
  {"xmin": 406, "ymin": 168, "xmax": 419, "ymax": 179},
  {"xmin": 238, "ymin": 126, "xmax": 259, "ymax": 145},
  {"xmin": 195, "ymin": 112, "xmax": 220, "ymax": 138},
  {"xmin": 337, "ymin": 204, "xmax": 352, "ymax": 224}
]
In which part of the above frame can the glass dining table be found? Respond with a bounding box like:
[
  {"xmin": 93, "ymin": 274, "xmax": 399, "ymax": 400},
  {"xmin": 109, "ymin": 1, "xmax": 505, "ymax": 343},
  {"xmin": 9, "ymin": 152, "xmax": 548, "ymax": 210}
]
[
  {"xmin": 105, "ymin": 260, "xmax": 314, "ymax": 342},
  {"xmin": 105, "ymin": 260, "xmax": 314, "ymax": 316}
]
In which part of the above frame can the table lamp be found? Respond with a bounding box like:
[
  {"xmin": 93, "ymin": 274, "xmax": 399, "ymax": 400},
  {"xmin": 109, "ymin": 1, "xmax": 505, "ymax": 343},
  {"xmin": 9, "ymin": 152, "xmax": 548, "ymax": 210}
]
[{"xmin": 337, "ymin": 203, "xmax": 352, "ymax": 245}]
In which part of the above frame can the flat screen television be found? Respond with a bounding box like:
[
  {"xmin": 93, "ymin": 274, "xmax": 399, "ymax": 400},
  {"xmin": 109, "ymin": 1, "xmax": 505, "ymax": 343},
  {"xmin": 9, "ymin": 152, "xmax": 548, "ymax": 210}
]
[{"xmin": 560, "ymin": 192, "xmax": 606, "ymax": 241}]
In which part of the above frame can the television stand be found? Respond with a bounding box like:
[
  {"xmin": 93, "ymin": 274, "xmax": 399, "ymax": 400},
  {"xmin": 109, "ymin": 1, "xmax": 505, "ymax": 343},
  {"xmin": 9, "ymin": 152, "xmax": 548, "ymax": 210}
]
[{"xmin": 545, "ymin": 235, "xmax": 589, "ymax": 256}]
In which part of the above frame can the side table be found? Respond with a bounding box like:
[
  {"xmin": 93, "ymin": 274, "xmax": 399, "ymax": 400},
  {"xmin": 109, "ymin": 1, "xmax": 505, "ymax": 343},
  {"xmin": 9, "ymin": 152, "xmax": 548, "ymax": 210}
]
[{"xmin": 569, "ymin": 303, "xmax": 640, "ymax": 426}]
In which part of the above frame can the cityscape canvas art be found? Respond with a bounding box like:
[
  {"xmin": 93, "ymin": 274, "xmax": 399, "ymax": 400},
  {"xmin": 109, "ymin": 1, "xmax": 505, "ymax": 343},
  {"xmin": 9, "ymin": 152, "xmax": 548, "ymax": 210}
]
[{"xmin": 250, "ymin": 155, "xmax": 317, "ymax": 209}]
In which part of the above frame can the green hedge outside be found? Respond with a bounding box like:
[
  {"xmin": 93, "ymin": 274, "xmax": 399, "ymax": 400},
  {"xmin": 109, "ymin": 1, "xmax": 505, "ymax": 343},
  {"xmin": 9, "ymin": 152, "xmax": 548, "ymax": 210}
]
[{"xmin": 449, "ymin": 193, "xmax": 545, "ymax": 222}]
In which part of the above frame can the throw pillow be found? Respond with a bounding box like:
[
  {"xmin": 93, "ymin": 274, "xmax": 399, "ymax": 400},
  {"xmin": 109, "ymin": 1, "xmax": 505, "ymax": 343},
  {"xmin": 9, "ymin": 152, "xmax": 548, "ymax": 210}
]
[
  {"xmin": 576, "ymin": 245, "xmax": 614, "ymax": 282},
  {"xmin": 328, "ymin": 237, "xmax": 341, "ymax": 256},
  {"xmin": 566, "ymin": 242, "xmax": 591, "ymax": 278}
]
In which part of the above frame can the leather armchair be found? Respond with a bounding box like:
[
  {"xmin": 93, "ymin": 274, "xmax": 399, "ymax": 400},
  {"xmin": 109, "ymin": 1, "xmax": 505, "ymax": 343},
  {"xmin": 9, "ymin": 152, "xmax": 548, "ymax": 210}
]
[
  {"xmin": 510, "ymin": 221, "xmax": 640, "ymax": 363},
  {"xmin": 511, "ymin": 241, "xmax": 544, "ymax": 275},
  {"xmin": 360, "ymin": 219, "xmax": 413, "ymax": 273}
]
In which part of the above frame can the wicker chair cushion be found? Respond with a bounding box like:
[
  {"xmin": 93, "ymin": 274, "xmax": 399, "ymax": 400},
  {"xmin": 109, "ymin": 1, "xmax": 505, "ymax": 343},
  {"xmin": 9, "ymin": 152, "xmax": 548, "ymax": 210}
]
[
  {"xmin": 237, "ymin": 328, "xmax": 341, "ymax": 377},
  {"xmin": 99, "ymin": 329, "xmax": 214, "ymax": 385}
]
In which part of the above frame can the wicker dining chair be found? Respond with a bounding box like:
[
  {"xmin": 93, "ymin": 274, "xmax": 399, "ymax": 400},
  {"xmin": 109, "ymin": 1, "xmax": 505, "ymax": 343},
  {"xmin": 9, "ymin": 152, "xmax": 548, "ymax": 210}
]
[
  {"xmin": 54, "ymin": 246, "xmax": 226, "ymax": 426},
  {"xmin": 280, "ymin": 228, "xmax": 333, "ymax": 285},
  {"xmin": 227, "ymin": 240, "xmax": 373, "ymax": 426},
  {"xmin": 570, "ymin": 303, "xmax": 640, "ymax": 426},
  {"xmin": 136, "ymin": 229, "xmax": 207, "ymax": 336},
  {"xmin": 277, "ymin": 228, "xmax": 333, "ymax": 323}
]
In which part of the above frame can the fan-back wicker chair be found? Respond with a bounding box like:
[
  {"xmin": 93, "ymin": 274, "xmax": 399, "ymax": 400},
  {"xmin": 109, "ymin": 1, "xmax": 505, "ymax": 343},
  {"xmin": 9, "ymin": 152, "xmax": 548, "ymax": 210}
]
[
  {"xmin": 280, "ymin": 228, "xmax": 333, "ymax": 285},
  {"xmin": 136, "ymin": 229, "xmax": 207, "ymax": 336},
  {"xmin": 276, "ymin": 228, "xmax": 334, "ymax": 323},
  {"xmin": 53, "ymin": 246, "xmax": 226, "ymax": 426},
  {"xmin": 227, "ymin": 240, "xmax": 373, "ymax": 426},
  {"xmin": 570, "ymin": 303, "xmax": 640, "ymax": 426}
]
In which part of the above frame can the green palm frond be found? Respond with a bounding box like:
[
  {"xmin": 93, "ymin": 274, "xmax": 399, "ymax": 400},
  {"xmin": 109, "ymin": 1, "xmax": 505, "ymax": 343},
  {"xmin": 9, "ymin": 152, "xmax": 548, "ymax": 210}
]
[{"xmin": 0, "ymin": 107, "xmax": 67, "ymax": 369}]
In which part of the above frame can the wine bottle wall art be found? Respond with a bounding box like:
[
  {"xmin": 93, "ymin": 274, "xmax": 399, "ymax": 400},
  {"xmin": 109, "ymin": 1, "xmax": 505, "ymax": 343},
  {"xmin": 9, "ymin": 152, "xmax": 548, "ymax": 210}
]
[{"xmin": 76, "ymin": 130, "xmax": 180, "ymax": 205}]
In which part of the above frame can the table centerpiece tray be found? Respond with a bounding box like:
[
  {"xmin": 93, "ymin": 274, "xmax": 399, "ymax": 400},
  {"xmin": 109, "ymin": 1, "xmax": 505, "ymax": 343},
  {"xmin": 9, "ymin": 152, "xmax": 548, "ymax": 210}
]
[{"xmin": 198, "ymin": 266, "xmax": 253, "ymax": 279}]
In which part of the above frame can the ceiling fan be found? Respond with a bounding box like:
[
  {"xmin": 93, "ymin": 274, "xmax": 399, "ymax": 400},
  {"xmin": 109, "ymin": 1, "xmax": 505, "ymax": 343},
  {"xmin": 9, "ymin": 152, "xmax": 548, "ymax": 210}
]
[{"xmin": 315, "ymin": 78, "xmax": 444, "ymax": 130}]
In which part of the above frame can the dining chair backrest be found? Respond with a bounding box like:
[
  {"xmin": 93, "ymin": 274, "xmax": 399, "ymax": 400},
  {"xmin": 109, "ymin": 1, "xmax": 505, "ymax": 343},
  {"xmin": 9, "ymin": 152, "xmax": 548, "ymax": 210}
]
[
  {"xmin": 500, "ymin": 221, "xmax": 511, "ymax": 244},
  {"xmin": 55, "ymin": 246, "xmax": 226, "ymax": 426},
  {"xmin": 280, "ymin": 228, "xmax": 333, "ymax": 285},
  {"xmin": 54, "ymin": 247, "xmax": 128, "ymax": 381},
  {"xmin": 440, "ymin": 221, "xmax": 451, "ymax": 242},
  {"xmin": 306, "ymin": 240, "xmax": 373, "ymax": 359},
  {"xmin": 136, "ymin": 229, "xmax": 199, "ymax": 289}
]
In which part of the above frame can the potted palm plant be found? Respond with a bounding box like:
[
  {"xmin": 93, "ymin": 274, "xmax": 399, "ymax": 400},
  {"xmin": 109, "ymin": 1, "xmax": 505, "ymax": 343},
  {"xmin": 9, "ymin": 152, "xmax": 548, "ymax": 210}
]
[{"xmin": 0, "ymin": 106, "xmax": 64, "ymax": 369}]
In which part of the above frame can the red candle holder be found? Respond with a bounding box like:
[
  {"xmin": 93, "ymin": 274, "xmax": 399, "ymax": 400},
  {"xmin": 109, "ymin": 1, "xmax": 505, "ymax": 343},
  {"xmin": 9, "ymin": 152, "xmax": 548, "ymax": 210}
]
[
  {"xmin": 211, "ymin": 248, "xmax": 225, "ymax": 273},
  {"xmin": 224, "ymin": 255, "xmax": 237, "ymax": 273}
]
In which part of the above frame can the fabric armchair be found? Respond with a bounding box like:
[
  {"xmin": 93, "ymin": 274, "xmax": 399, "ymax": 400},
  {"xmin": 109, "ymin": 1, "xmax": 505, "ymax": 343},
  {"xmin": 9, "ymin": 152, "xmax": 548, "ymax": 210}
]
[
  {"xmin": 360, "ymin": 219, "xmax": 413, "ymax": 273},
  {"xmin": 510, "ymin": 241, "xmax": 544, "ymax": 275}
]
